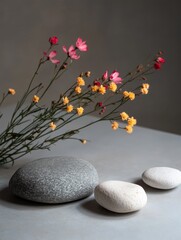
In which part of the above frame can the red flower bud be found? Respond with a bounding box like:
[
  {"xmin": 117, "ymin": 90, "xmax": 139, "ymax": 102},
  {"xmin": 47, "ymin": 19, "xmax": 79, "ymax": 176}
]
[
  {"xmin": 49, "ymin": 36, "xmax": 58, "ymax": 45},
  {"xmin": 98, "ymin": 102, "xmax": 103, "ymax": 107},
  {"xmin": 93, "ymin": 80, "xmax": 101, "ymax": 86},
  {"xmin": 154, "ymin": 62, "xmax": 161, "ymax": 70}
]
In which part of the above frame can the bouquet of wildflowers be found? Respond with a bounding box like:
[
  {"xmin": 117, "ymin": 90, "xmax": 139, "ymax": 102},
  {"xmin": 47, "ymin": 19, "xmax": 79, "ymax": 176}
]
[{"xmin": 0, "ymin": 36, "xmax": 165, "ymax": 165}]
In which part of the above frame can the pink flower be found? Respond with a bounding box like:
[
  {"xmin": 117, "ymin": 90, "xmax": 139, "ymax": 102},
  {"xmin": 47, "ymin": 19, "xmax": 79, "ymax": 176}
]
[
  {"xmin": 44, "ymin": 51, "xmax": 60, "ymax": 64},
  {"xmin": 76, "ymin": 38, "xmax": 88, "ymax": 52},
  {"xmin": 110, "ymin": 71, "xmax": 122, "ymax": 84},
  {"xmin": 102, "ymin": 70, "xmax": 108, "ymax": 80},
  {"xmin": 49, "ymin": 36, "xmax": 58, "ymax": 45},
  {"xmin": 62, "ymin": 45, "xmax": 80, "ymax": 60},
  {"xmin": 157, "ymin": 57, "xmax": 165, "ymax": 63}
]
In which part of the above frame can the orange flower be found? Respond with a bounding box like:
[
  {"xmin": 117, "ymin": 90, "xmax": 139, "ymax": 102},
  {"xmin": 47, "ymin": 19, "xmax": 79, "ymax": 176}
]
[
  {"xmin": 32, "ymin": 95, "xmax": 39, "ymax": 103},
  {"xmin": 141, "ymin": 87, "xmax": 149, "ymax": 94},
  {"xmin": 75, "ymin": 86, "xmax": 82, "ymax": 94},
  {"xmin": 49, "ymin": 122, "xmax": 56, "ymax": 131},
  {"xmin": 142, "ymin": 83, "xmax": 149, "ymax": 89},
  {"xmin": 98, "ymin": 85, "xmax": 106, "ymax": 95},
  {"xmin": 109, "ymin": 82, "xmax": 117, "ymax": 92},
  {"xmin": 111, "ymin": 121, "xmax": 119, "ymax": 130},
  {"xmin": 77, "ymin": 107, "xmax": 84, "ymax": 116},
  {"xmin": 128, "ymin": 92, "xmax": 135, "ymax": 101},
  {"xmin": 123, "ymin": 91, "xmax": 135, "ymax": 100},
  {"xmin": 77, "ymin": 77, "xmax": 85, "ymax": 86},
  {"xmin": 141, "ymin": 83, "xmax": 149, "ymax": 95},
  {"xmin": 125, "ymin": 125, "xmax": 133, "ymax": 134},
  {"xmin": 120, "ymin": 112, "xmax": 129, "ymax": 121},
  {"xmin": 123, "ymin": 91, "xmax": 129, "ymax": 98},
  {"xmin": 127, "ymin": 117, "xmax": 137, "ymax": 126},
  {"xmin": 66, "ymin": 105, "xmax": 74, "ymax": 113},
  {"xmin": 8, "ymin": 88, "xmax": 16, "ymax": 95},
  {"xmin": 62, "ymin": 96, "xmax": 69, "ymax": 105},
  {"xmin": 91, "ymin": 85, "xmax": 99, "ymax": 92}
]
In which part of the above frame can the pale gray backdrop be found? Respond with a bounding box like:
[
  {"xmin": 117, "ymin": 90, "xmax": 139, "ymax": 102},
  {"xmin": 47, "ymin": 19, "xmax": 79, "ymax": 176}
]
[{"xmin": 0, "ymin": 0, "xmax": 180, "ymax": 134}]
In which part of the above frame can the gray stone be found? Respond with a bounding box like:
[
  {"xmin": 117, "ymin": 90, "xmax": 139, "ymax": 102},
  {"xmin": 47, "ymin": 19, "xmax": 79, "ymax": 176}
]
[
  {"xmin": 142, "ymin": 167, "xmax": 181, "ymax": 189},
  {"xmin": 9, "ymin": 156, "xmax": 99, "ymax": 204}
]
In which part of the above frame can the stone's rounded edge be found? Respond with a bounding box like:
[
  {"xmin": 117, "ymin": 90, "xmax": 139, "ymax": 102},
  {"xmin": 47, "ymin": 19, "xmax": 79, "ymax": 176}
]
[
  {"xmin": 142, "ymin": 167, "xmax": 181, "ymax": 190},
  {"xmin": 9, "ymin": 156, "xmax": 99, "ymax": 204},
  {"xmin": 94, "ymin": 180, "xmax": 147, "ymax": 213}
]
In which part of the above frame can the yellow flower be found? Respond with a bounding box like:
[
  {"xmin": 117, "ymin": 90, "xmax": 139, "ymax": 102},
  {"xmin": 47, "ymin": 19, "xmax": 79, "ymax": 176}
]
[
  {"xmin": 32, "ymin": 95, "xmax": 39, "ymax": 103},
  {"xmin": 141, "ymin": 87, "xmax": 149, "ymax": 95},
  {"xmin": 127, "ymin": 117, "xmax": 137, "ymax": 126},
  {"xmin": 66, "ymin": 104, "xmax": 74, "ymax": 113},
  {"xmin": 8, "ymin": 88, "xmax": 16, "ymax": 95},
  {"xmin": 125, "ymin": 125, "xmax": 133, "ymax": 134},
  {"xmin": 77, "ymin": 77, "xmax": 85, "ymax": 86},
  {"xmin": 109, "ymin": 82, "xmax": 117, "ymax": 92},
  {"xmin": 62, "ymin": 96, "xmax": 69, "ymax": 105},
  {"xmin": 123, "ymin": 91, "xmax": 135, "ymax": 100},
  {"xmin": 111, "ymin": 121, "xmax": 119, "ymax": 130},
  {"xmin": 120, "ymin": 112, "xmax": 129, "ymax": 121},
  {"xmin": 75, "ymin": 86, "xmax": 82, "ymax": 94},
  {"xmin": 141, "ymin": 83, "xmax": 149, "ymax": 94},
  {"xmin": 49, "ymin": 122, "xmax": 56, "ymax": 131},
  {"xmin": 142, "ymin": 83, "xmax": 149, "ymax": 89},
  {"xmin": 91, "ymin": 85, "xmax": 99, "ymax": 92},
  {"xmin": 85, "ymin": 71, "xmax": 91, "ymax": 77},
  {"xmin": 98, "ymin": 85, "xmax": 106, "ymax": 95},
  {"xmin": 81, "ymin": 139, "xmax": 87, "ymax": 144},
  {"xmin": 77, "ymin": 107, "xmax": 84, "ymax": 116},
  {"xmin": 128, "ymin": 92, "xmax": 135, "ymax": 101},
  {"xmin": 123, "ymin": 91, "xmax": 129, "ymax": 98}
]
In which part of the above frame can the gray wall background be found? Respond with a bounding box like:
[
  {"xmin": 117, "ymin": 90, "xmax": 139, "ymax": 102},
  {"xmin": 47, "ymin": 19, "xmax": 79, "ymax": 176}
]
[{"xmin": 0, "ymin": 0, "xmax": 180, "ymax": 134}]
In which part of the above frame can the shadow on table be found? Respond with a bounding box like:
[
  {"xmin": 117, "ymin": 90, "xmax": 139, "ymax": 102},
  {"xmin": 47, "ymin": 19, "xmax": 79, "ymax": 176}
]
[
  {"xmin": 79, "ymin": 198, "xmax": 139, "ymax": 219},
  {"xmin": 0, "ymin": 187, "xmax": 73, "ymax": 210},
  {"xmin": 133, "ymin": 178, "xmax": 176, "ymax": 194}
]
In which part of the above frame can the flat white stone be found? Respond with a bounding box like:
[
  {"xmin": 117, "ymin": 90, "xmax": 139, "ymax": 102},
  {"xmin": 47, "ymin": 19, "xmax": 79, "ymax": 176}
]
[
  {"xmin": 94, "ymin": 181, "xmax": 147, "ymax": 213},
  {"xmin": 142, "ymin": 167, "xmax": 181, "ymax": 190}
]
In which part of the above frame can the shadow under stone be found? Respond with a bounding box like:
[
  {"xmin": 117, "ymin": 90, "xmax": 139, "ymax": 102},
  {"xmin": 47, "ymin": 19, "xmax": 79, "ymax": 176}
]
[
  {"xmin": 79, "ymin": 198, "xmax": 140, "ymax": 219},
  {"xmin": 0, "ymin": 187, "xmax": 78, "ymax": 210},
  {"xmin": 134, "ymin": 178, "xmax": 176, "ymax": 194}
]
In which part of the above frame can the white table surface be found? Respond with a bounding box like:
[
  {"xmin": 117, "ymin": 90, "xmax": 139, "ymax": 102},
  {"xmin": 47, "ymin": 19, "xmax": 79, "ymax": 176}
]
[{"xmin": 0, "ymin": 107, "xmax": 181, "ymax": 240}]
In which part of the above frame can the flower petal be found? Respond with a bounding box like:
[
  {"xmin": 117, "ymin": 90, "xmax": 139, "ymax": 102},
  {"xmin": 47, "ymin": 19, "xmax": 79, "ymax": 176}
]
[
  {"xmin": 157, "ymin": 57, "xmax": 165, "ymax": 63},
  {"xmin": 110, "ymin": 71, "xmax": 119, "ymax": 80},
  {"xmin": 102, "ymin": 70, "xmax": 108, "ymax": 80},
  {"xmin": 70, "ymin": 53, "xmax": 80, "ymax": 60},
  {"xmin": 68, "ymin": 45, "xmax": 75, "ymax": 53},
  {"xmin": 76, "ymin": 38, "xmax": 88, "ymax": 51},
  {"xmin": 49, "ymin": 51, "xmax": 57, "ymax": 59},
  {"xmin": 51, "ymin": 59, "xmax": 60, "ymax": 64},
  {"xmin": 112, "ymin": 77, "xmax": 122, "ymax": 84}
]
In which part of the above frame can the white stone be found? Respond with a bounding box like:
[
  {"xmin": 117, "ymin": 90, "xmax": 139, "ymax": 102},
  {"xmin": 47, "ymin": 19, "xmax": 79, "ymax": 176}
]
[
  {"xmin": 142, "ymin": 167, "xmax": 181, "ymax": 190},
  {"xmin": 94, "ymin": 181, "xmax": 147, "ymax": 213}
]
